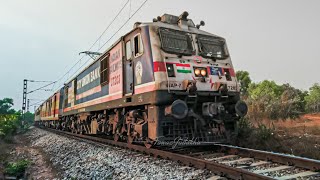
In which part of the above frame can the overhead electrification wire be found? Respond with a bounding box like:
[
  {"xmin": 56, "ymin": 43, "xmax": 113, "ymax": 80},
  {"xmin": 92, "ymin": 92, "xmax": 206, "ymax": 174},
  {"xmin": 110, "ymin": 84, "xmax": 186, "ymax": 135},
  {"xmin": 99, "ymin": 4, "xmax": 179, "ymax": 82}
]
[
  {"xmin": 28, "ymin": 99, "xmax": 46, "ymax": 101},
  {"xmin": 53, "ymin": 56, "xmax": 85, "ymax": 88},
  {"xmin": 65, "ymin": 0, "xmax": 149, "ymax": 82},
  {"xmin": 29, "ymin": 100, "xmax": 46, "ymax": 107},
  {"xmin": 87, "ymin": 0, "xmax": 130, "ymax": 51},
  {"xmin": 40, "ymin": 0, "xmax": 149, "ymax": 107},
  {"xmin": 97, "ymin": 0, "xmax": 149, "ymax": 51},
  {"xmin": 51, "ymin": 0, "xmax": 149, "ymax": 96},
  {"xmin": 129, "ymin": 0, "xmax": 132, "ymax": 18},
  {"xmin": 27, "ymin": 81, "xmax": 57, "ymax": 94},
  {"xmin": 65, "ymin": 57, "xmax": 92, "ymax": 84},
  {"xmin": 51, "ymin": 0, "xmax": 132, "ymax": 92},
  {"xmin": 28, "ymin": 80, "xmax": 55, "ymax": 83}
]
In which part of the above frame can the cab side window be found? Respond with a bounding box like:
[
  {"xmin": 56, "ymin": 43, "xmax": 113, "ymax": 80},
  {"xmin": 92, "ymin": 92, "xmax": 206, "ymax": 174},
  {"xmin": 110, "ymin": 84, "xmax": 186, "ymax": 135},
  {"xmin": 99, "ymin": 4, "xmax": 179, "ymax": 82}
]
[
  {"xmin": 100, "ymin": 54, "xmax": 109, "ymax": 85},
  {"xmin": 133, "ymin": 34, "xmax": 143, "ymax": 57},
  {"xmin": 126, "ymin": 41, "xmax": 132, "ymax": 60}
]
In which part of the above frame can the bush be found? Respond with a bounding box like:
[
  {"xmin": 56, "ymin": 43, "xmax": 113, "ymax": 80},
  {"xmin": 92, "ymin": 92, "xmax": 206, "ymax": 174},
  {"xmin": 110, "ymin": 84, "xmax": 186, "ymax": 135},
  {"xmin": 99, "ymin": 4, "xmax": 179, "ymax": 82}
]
[
  {"xmin": 235, "ymin": 118, "xmax": 278, "ymax": 150},
  {"xmin": 0, "ymin": 115, "xmax": 19, "ymax": 139},
  {"xmin": 255, "ymin": 124, "xmax": 274, "ymax": 141},
  {"xmin": 245, "ymin": 81, "xmax": 305, "ymax": 121},
  {"xmin": 0, "ymin": 97, "xmax": 34, "ymax": 140},
  {"xmin": 237, "ymin": 117, "xmax": 253, "ymax": 139},
  {"xmin": 4, "ymin": 159, "xmax": 30, "ymax": 177},
  {"xmin": 305, "ymin": 83, "xmax": 320, "ymax": 113}
]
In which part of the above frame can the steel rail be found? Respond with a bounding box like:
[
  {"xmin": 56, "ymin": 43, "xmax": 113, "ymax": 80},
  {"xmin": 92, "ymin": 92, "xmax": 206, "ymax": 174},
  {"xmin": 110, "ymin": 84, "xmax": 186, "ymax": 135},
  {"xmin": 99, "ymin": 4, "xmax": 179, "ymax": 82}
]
[
  {"xmin": 214, "ymin": 144, "xmax": 320, "ymax": 172},
  {"xmin": 39, "ymin": 127, "xmax": 275, "ymax": 180}
]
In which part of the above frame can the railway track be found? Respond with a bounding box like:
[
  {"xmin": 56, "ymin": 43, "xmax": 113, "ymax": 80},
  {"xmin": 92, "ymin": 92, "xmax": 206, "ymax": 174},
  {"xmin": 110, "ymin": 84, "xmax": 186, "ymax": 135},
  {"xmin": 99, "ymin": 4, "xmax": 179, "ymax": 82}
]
[{"xmin": 38, "ymin": 127, "xmax": 320, "ymax": 180}]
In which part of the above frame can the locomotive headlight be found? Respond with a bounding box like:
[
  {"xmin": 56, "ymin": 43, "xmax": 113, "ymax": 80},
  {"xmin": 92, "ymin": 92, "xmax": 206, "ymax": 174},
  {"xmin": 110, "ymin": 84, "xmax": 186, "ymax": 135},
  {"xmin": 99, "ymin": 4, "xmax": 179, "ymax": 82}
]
[
  {"xmin": 194, "ymin": 67, "xmax": 207, "ymax": 77},
  {"xmin": 200, "ymin": 69, "xmax": 207, "ymax": 76},
  {"xmin": 194, "ymin": 68, "xmax": 201, "ymax": 76}
]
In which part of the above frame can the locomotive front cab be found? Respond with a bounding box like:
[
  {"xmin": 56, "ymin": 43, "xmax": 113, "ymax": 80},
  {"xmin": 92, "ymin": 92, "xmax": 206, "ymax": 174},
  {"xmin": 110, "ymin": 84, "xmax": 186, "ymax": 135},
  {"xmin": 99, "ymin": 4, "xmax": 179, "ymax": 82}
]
[{"xmin": 149, "ymin": 12, "xmax": 248, "ymax": 144}]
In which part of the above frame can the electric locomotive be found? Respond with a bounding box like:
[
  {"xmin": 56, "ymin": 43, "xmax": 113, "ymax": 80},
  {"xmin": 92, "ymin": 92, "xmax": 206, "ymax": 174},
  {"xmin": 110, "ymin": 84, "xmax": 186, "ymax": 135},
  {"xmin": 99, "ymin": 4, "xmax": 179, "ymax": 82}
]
[{"xmin": 35, "ymin": 12, "xmax": 247, "ymax": 147}]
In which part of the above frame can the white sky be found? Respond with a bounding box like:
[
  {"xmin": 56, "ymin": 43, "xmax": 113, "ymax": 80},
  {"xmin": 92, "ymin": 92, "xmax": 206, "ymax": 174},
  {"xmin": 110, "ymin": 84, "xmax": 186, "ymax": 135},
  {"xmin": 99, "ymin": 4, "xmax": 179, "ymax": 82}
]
[{"xmin": 0, "ymin": 0, "xmax": 320, "ymax": 110}]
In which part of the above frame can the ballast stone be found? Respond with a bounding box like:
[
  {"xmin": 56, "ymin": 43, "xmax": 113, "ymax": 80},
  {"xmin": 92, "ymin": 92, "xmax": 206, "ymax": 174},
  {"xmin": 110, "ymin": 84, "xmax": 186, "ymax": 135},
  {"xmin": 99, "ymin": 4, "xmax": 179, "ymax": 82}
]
[{"xmin": 27, "ymin": 128, "xmax": 215, "ymax": 179}]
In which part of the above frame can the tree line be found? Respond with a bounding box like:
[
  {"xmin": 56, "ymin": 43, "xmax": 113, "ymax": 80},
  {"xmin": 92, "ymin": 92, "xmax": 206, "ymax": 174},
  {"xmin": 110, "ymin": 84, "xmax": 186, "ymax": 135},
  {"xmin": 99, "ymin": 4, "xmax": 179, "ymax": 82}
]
[
  {"xmin": 237, "ymin": 70, "xmax": 320, "ymax": 121},
  {"xmin": 0, "ymin": 98, "xmax": 34, "ymax": 139}
]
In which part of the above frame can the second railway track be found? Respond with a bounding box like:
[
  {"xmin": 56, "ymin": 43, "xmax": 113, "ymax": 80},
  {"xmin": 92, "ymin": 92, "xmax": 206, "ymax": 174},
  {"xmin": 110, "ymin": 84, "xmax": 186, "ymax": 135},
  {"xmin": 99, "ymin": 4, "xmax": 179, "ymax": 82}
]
[{"xmin": 38, "ymin": 127, "xmax": 320, "ymax": 180}]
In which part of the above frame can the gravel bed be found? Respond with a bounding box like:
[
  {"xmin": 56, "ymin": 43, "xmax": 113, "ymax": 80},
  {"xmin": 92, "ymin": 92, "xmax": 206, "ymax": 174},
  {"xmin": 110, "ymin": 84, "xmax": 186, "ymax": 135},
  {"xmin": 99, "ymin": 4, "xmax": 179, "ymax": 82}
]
[
  {"xmin": 248, "ymin": 162, "xmax": 280, "ymax": 172},
  {"xmin": 27, "ymin": 128, "xmax": 215, "ymax": 179},
  {"xmin": 270, "ymin": 168, "xmax": 304, "ymax": 178}
]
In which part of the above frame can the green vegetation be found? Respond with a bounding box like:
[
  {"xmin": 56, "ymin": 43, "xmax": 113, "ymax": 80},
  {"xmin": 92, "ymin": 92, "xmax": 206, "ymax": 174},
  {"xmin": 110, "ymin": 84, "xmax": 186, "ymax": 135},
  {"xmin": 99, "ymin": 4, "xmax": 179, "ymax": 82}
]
[
  {"xmin": 236, "ymin": 71, "xmax": 318, "ymax": 121},
  {"xmin": 0, "ymin": 98, "xmax": 16, "ymax": 114},
  {"xmin": 305, "ymin": 83, "xmax": 320, "ymax": 113},
  {"xmin": 0, "ymin": 98, "xmax": 33, "ymax": 178},
  {"xmin": 0, "ymin": 98, "xmax": 34, "ymax": 140},
  {"xmin": 4, "ymin": 159, "xmax": 30, "ymax": 177},
  {"xmin": 235, "ymin": 71, "xmax": 320, "ymax": 158},
  {"xmin": 236, "ymin": 70, "xmax": 252, "ymax": 95},
  {"xmin": 236, "ymin": 117, "xmax": 278, "ymax": 150},
  {"xmin": 0, "ymin": 115, "xmax": 19, "ymax": 138}
]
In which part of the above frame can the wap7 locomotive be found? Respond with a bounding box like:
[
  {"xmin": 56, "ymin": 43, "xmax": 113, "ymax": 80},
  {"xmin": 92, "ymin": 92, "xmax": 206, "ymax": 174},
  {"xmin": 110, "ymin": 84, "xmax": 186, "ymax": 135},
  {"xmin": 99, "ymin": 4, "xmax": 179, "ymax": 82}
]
[{"xmin": 35, "ymin": 12, "xmax": 247, "ymax": 147}]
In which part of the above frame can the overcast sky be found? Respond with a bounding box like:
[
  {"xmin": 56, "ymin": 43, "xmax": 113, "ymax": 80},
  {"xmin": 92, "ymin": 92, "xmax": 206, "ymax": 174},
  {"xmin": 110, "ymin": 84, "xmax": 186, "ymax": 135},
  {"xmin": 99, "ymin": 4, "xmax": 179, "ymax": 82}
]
[{"xmin": 1, "ymin": 0, "xmax": 319, "ymax": 110}]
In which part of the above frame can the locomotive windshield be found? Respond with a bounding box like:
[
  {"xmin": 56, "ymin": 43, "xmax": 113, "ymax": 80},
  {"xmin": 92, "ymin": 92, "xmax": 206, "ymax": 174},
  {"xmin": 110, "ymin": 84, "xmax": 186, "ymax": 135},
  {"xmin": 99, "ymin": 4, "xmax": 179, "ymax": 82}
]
[
  {"xmin": 197, "ymin": 35, "xmax": 228, "ymax": 59},
  {"xmin": 159, "ymin": 28, "xmax": 193, "ymax": 56}
]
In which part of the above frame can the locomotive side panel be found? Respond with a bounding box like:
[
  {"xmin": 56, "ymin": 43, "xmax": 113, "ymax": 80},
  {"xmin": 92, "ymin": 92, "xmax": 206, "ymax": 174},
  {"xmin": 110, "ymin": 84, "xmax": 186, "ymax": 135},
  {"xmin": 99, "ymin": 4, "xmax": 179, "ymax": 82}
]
[
  {"xmin": 37, "ymin": 92, "xmax": 60, "ymax": 124},
  {"xmin": 62, "ymin": 41, "xmax": 124, "ymax": 115},
  {"xmin": 74, "ymin": 60, "xmax": 105, "ymax": 109},
  {"xmin": 62, "ymin": 26, "xmax": 158, "ymax": 116}
]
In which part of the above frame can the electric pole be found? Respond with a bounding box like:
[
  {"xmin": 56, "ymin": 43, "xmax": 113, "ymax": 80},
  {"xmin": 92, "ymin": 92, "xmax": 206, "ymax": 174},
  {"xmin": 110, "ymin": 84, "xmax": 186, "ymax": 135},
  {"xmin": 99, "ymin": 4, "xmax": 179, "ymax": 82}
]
[
  {"xmin": 27, "ymin": 99, "xmax": 30, "ymax": 112},
  {"xmin": 22, "ymin": 79, "xmax": 55, "ymax": 120},
  {"xmin": 22, "ymin": 79, "xmax": 28, "ymax": 119}
]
